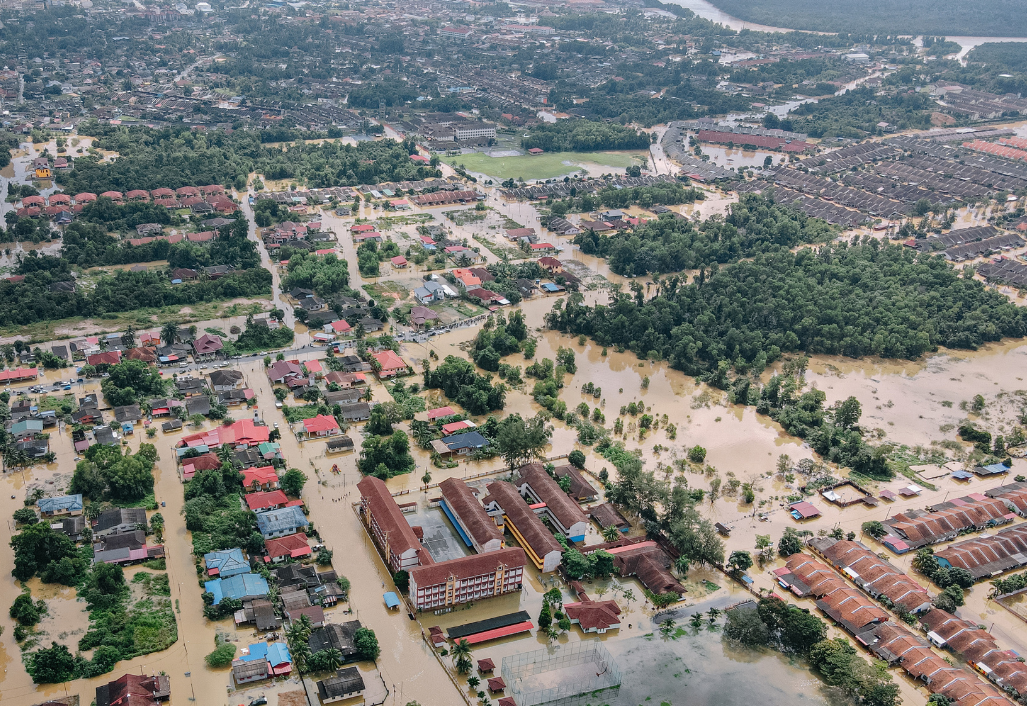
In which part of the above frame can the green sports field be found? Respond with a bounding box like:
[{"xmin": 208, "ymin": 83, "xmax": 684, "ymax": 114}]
[{"xmin": 444, "ymin": 151, "xmax": 644, "ymax": 181}]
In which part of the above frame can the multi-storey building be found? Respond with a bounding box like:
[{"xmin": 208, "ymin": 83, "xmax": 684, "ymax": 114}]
[{"xmin": 409, "ymin": 548, "xmax": 526, "ymax": 611}]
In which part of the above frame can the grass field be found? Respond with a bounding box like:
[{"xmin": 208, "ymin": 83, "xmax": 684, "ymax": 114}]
[{"xmin": 444, "ymin": 151, "xmax": 644, "ymax": 181}]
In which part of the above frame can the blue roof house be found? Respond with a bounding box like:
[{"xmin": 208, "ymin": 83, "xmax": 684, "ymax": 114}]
[
  {"xmin": 439, "ymin": 431, "xmax": 488, "ymax": 456},
  {"xmin": 204, "ymin": 572, "xmax": 269, "ymax": 605},
  {"xmin": 38, "ymin": 494, "xmax": 84, "ymax": 517},
  {"xmin": 256, "ymin": 506, "xmax": 308, "ymax": 538},
  {"xmin": 204, "ymin": 548, "xmax": 249, "ymax": 578}
]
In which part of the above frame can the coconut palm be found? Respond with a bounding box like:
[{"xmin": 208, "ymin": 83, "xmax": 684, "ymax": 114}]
[
  {"xmin": 161, "ymin": 321, "xmax": 178, "ymax": 345},
  {"xmin": 601, "ymin": 526, "xmax": 620, "ymax": 543}
]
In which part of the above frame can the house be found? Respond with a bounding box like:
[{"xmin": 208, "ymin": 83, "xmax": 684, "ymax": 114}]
[
  {"xmin": 205, "ymin": 572, "xmax": 270, "ymax": 605},
  {"xmin": 245, "ymin": 490, "xmax": 289, "ymax": 512},
  {"xmin": 175, "ymin": 376, "xmax": 208, "ymax": 396},
  {"xmin": 235, "ymin": 641, "xmax": 292, "ymax": 679},
  {"xmin": 185, "ymin": 395, "xmax": 211, "ymax": 417},
  {"xmin": 308, "ymin": 620, "xmax": 363, "ymax": 660},
  {"xmin": 178, "ymin": 418, "xmax": 269, "ymax": 450},
  {"xmin": 93, "ymin": 544, "xmax": 165, "ymax": 566},
  {"xmin": 204, "ymin": 547, "xmax": 250, "ymax": 577},
  {"xmin": 410, "ymin": 306, "xmax": 440, "ymax": 328},
  {"xmin": 147, "ymin": 398, "xmax": 180, "ymax": 417},
  {"xmin": 466, "ymin": 288, "xmax": 508, "ymax": 305},
  {"xmin": 317, "ymin": 667, "xmax": 366, "ymax": 703},
  {"xmin": 95, "ymin": 426, "xmax": 119, "ymax": 446},
  {"xmin": 10, "ymin": 419, "xmax": 44, "ymax": 440},
  {"xmin": 256, "ymin": 506, "xmax": 309, "ymax": 538},
  {"xmin": 87, "ymin": 351, "xmax": 122, "ymax": 367},
  {"xmin": 192, "ymin": 333, "xmax": 223, "ymax": 359},
  {"xmin": 421, "ymin": 406, "xmax": 456, "ymax": 422},
  {"xmin": 790, "ymin": 501, "xmax": 821, "ymax": 521},
  {"xmin": 414, "ymin": 280, "xmax": 447, "ymax": 304},
  {"xmin": 241, "ymin": 465, "xmax": 279, "ymax": 492},
  {"xmin": 114, "ymin": 404, "xmax": 142, "ymax": 425},
  {"xmin": 563, "ymin": 599, "xmax": 621, "ymax": 633},
  {"xmin": 324, "ymin": 319, "xmax": 353, "ymax": 336},
  {"xmin": 324, "ymin": 371, "xmax": 365, "ymax": 388},
  {"xmin": 95, "ymin": 673, "xmax": 171, "ymax": 706},
  {"xmin": 209, "ymin": 369, "xmax": 244, "ymax": 391},
  {"xmin": 182, "ymin": 452, "xmax": 221, "ymax": 481},
  {"xmin": 38, "ymin": 494, "xmax": 84, "ymax": 517},
  {"xmin": 267, "ymin": 360, "xmax": 303, "ymax": 384},
  {"xmin": 326, "ymin": 436, "xmax": 355, "ymax": 453},
  {"xmin": 590, "ymin": 503, "xmax": 630, "ymax": 533},
  {"xmin": 324, "ymin": 388, "xmax": 364, "ymax": 406},
  {"xmin": 232, "ymin": 658, "xmax": 268, "ymax": 686},
  {"xmin": 372, "ymin": 349, "xmax": 408, "ymax": 378},
  {"xmin": 452, "ymin": 268, "xmax": 481, "ymax": 290},
  {"xmin": 16, "ymin": 439, "xmax": 49, "ymax": 458},
  {"xmin": 538, "ymin": 256, "xmax": 563, "ymax": 273},
  {"xmin": 303, "ymin": 414, "xmax": 341, "ymax": 438},
  {"xmin": 95, "ymin": 507, "xmax": 148, "ymax": 537},
  {"xmin": 433, "ymin": 431, "xmax": 489, "ymax": 457},
  {"xmin": 264, "ymin": 533, "xmax": 312, "ymax": 563},
  {"xmin": 391, "ymin": 256, "xmax": 408, "ymax": 268}
]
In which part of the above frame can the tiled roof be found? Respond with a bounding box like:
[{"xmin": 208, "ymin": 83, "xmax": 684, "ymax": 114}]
[
  {"xmin": 518, "ymin": 463, "xmax": 588, "ymax": 530},
  {"xmin": 409, "ymin": 546, "xmax": 526, "ymax": 588},
  {"xmin": 439, "ymin": 478, "xmax": 503, "ymax": 547},
  {"xmin": 564, "ymin": 599, "xmax": 621, "ymax": 631},
  {"xmin": 357, "ymin": 476, "xmax": 422, "ymax": 559},
  {"xmin": 482, "ymin": 481, "xmax": 562, "ymax": 563}
]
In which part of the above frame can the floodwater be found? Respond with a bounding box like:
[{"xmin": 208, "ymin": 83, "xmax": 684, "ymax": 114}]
[{"xmin": 7, "ymin": 174, "xmax": 1027, "ymax": 705}]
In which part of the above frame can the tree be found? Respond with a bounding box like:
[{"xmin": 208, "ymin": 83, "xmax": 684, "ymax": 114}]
[
  {"xmin": 468, "ymin": 676, "xmax": 480, "ymax": 690},
  {"xmin": 308, "ymin": 648, "xmax": 344, "ymax": 673},
  {"xmin": 13, "ymin": 507, "xmax": 37, "ymax": 525},
  {"xmin": 688, "ymin": 446, "xmax": 707, "ymax": 463},
  {"xmin": 727, "ymin": 550, "xmax": 753, "ymax": 575},
  {"xmin": 393, "ymin": 570, "xmax": 409, "ymax": 592},
  {"xmin": 161, "ymin": 322, "xmax": 178, "ymax": 345},
  {"xmin": 495, "ymin": 412, "xmax": 553, "ymax": 470},
  {"xmin": 538, "ymin": 602, "xmax": 552, "ymax": 630},
  {"xmin": 358, "ymin": 431, "xmax": 416, "ymax": 478},
  {"xmin": 355, "ymin": 627, "xmax": 380, "ymax": 661},
  {"xmin": 10, "ymin": 520, "xmax": 78, "ymax": 581},
  {"xmin": 602, "ymin": 525, "xmax": 620, "ymax": 542},
  {"xmin": 778, "ymin": 528, "xmax": 804, "ymax": 557},
  {"xmin": 280, "ymin": 468, "xmax": 307, "ymax": 497},
  {"xmin": 205, "ymin": 642, "xmax": 237, "ymax": 668},
  {"xmin": 724, "ymin": 605, "xmax": 770, "ymax": 646},
  {"xmin": 10, "ymin": 592, "xmax": 45, "ymax": 626},
  {"xmin": 452, "ymin": 638, "xmax": 472, "ymax": 675},
  {"xmin": 568, "ymin": 449, "xmax": 586, "ymax": 468},
  {"xmin": 421, "ymin": 469, "xmax": 432, "ymax": 491},
  {"xmin": 316, "ymin": 548, "xmax": 334, "ymax": 566},
  {"xmin": 27, "ymin": 641, "xmax": 78, "ymax": 683},
  {"xmin": 834, "ymin": 396, "xmax": 862, "ymax": 430},
  {"xmin": 861, "ymin": 521, "xmax": 887, "ymax": 539}
]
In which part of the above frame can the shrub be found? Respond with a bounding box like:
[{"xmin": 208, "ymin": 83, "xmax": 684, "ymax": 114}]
[{"xmin": 205, "ymin": 642, "xmax": 237, "ymax": 668}]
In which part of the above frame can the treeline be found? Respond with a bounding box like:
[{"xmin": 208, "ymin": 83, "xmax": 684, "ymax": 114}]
[
  {"xmin": 574, "ymin": 194, "xmax": 835, "ymax": 276},
  {"xmin": 788, "ymin": 88, "xmax": 934, "ymax": 138},
  {"xmin": 521, "ymin": 120, "xmax": 651, "ymax": 153},
  {"xmin": 547, "ymin": 238, "xmax": 1027, "ymax": 371},
  {"xmin": 60, "ymin": 124, "xmax": 441, "ymax": 194},
  {"xmin": 0, "ymin": 262, "xmax": 272, "ymax": 327},
  {"xmin": 61, "ymin": 214, "xmax": 260, "ymax": 271},
  {"xmin": 705, "ymin": 0, "xmax": 1023, "ymax": 36}
]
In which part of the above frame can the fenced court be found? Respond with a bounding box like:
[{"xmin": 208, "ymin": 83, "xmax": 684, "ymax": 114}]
[{"xmin": 502, "ymin": 640, "xmax": 621, "ymax": 706}]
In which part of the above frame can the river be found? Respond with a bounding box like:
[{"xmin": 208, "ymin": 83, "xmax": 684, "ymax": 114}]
[{"xmin": 661, "ymin": 0, "xmax": 1027, "ymax": 52}]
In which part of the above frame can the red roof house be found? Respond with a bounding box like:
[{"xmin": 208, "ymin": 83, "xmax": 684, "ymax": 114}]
[
  {"xmin": 264, "ymin": 532, "xmax": 312, "ymax": 563},
  {"xmin": 241, "ymin": 465, "xmax": 279, "ymax": 491},
  {"xmin": 303, "ymin": 414, "xmax": 341, "ymax": 438},
  {"xmin": 372, "ymin": 350, "xmax": 408, "ymax": 378},
  {"xmin": 245, "ymin": 490, "xmax": 289, "ymax": 512}
]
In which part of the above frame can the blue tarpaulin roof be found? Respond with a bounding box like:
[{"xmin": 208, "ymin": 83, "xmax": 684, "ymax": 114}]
[
  {"xmin": 952, "ymin": 470, "xmax": 974, "ymax": 480},
  {"xmin": 383, "ymin": 592, "xmax": 401, "ymax": 608}
]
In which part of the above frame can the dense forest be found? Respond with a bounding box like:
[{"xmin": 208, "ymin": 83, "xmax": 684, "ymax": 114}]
[
  {"xmin": 59, "ymin": 125, "xmax": 441, "ymax": 193},
  {"xmin": 521, "ymin": 120, "xmax": 651, "ymax": 153},
  {"xmin": 787, "ymin": 88, "xmax": 934, "ymax": 139},
  {"xmin": 574, "ymin": 194, "xmax": 835, "ymax": 276},
  {"xmin": 62, "ymin": 213, "xmax": 261, "ymax": 271},
  {"xmin": 546, "ymin": 238, "xmax": 1027, "ymax": 373},
  {"xmin": 705, "ymin": 0, "xmax": 1024, "ymax": 36},
  {"xmin": 0, "ymin": 253, "xmax": 271, "ymax": 327}
]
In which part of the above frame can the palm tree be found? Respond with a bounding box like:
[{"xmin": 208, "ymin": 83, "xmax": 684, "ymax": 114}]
[
  {"xmin": 467, "ymin": 676, "xmax": 480, "ymax": 691},
  {"xmin": 707, "ymin": 607, "xmax": 721, "ymax": 623},
  {"xmin": 217, "ymin": 443, "xmax": 234, "ymax": 467},
  {"xmin": 601, "ymin": 526, "xmax": 620, "ymax": 543},
  {"xmin": 689, "ymin": 613, "xmax": 703, "ymax": 631},
  {"xmin": 315, "ymin": 648, "xmax": 343, "ymax": 672},
  {"xmin": 659, "ymin": 618, "xmax": 676, "ymax": 638},
  {"xmin": 452, "ymin": 638, "xmax": 472, "ymax": 675},
  {"xmin": 421, "ymin": 469, "xmax": 432, "ymax": 492},
  {"xmin": 161, "ymin": 321, "xmax": 178, "ymax": 345}
]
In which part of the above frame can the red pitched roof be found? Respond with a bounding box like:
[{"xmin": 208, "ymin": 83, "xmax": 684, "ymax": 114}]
[
  {"xmin": 241, "ymin": 465, "xmax": 279, "ymax": 487},
  {"xmin": 427, "ymin": 406, "xmax": 455, "ymax": 421},
  {"xmin": 564, "ymin": 600, "xmax": 621, "ymax": 631},
  {"xmin": 303, "ymin": 414, "xmax": 340, "ymax": 434},
  {"xmin": 264, "ymin": 532, "xmax": 312, "ymax": 560},
  {"xmin": 245, "ymin": 490, "xmax": 288, "ymax": 511},
  {"xmin": 87, "ymin": 351, "xmax": 122, "ymax": 366},
  {"xmin": 373, "ymin": 349, "xmax": 406, "ymax": 371}
]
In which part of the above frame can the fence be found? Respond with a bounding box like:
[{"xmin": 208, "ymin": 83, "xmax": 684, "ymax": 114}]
[{"xmin": 503, "ymin": 640, "xmax": 621, "ymax": 706}]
